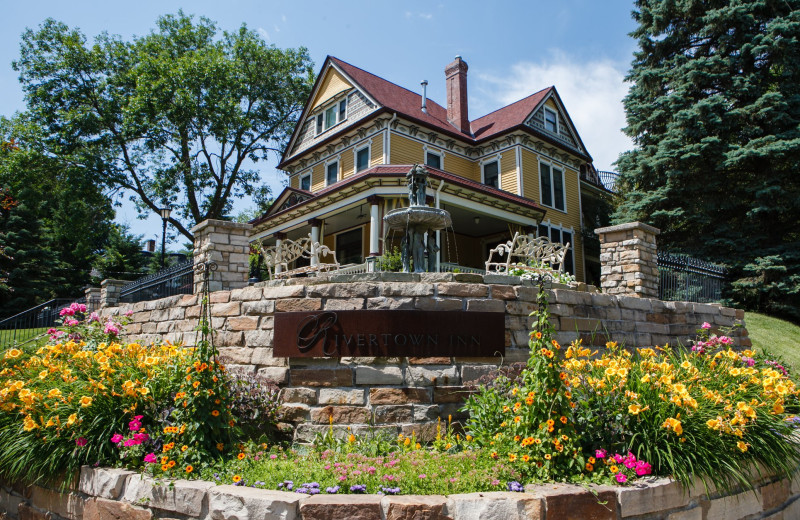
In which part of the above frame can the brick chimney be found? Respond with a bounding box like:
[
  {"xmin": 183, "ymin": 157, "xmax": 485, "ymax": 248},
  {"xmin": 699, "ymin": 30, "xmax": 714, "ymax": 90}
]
[{"xmin": 445, "ymin": 56, "xmax": 470, "ymax": 134}]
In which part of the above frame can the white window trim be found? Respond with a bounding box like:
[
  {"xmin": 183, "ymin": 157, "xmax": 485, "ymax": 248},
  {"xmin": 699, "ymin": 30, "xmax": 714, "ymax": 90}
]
[
  {"xmin": 480, "ymin": 154, "xmax": 502, "ymax": 188},
  {"xmin": 422, "ymin": 145, "xmax": 444, "ymax": 171},
  {"xmin": 299, "ymin": 171, "xmax": 312, "ymax": 191},
  {"xmin": 544, "ymin": 106, "xmax": 559, "ymax": 134},
  {"xmin": 325, "ymin": 157, "xmax": 340, "ymax": 186},
  {"xmin": 538, "ymin": 220, "xmax": 575, "ymax": 274},
  {"xmin": 537, "ymin": 158, "xmax": 567, "ymax": 213},
  {"xmin": 314, "ymin": 94, "xmax": 349, "ymax": 137},
  {"xmin": 354, "ymin": 141, "xmax": 372, "ymax": 173}
]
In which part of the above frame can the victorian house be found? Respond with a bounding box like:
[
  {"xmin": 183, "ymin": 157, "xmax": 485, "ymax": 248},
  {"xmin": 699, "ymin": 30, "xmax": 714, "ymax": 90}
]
[{"xmin": 250, "ymin": 56, "xmax": 612, "ymax": 283}]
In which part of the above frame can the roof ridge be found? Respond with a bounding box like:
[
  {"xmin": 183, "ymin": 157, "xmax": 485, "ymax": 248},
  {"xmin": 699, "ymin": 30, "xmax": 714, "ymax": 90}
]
[
  {"xmin": 330, "ymin": 56, "xmax": 446, "ymax": 110},
  {"xmin": 471, "ymin": 86, "xmax": 552, "ymax": 122}
]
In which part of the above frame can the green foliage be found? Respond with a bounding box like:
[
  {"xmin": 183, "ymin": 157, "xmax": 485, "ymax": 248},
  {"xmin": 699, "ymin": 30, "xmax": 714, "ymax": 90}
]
[
  {"xmin": 0, "ymin": 117, "xmax": 118, "ymax": 315},
  {"xmin": 615, "ymin": 0, "xmax": 800, "ymax": 320},
  {"xmin": 377, "ymin": 247, "xmax": 403, "ymax": 272},
  {"xmin": 746, "ymin": 311, "xmax": 800, "ymax": 372},
  {"xmin": 92, "ymin": 224, "xmax": 149, "ymax": 281},
  {"xmin": 14, "ymin": 12, "xmax": 314, "ymax": 241}
]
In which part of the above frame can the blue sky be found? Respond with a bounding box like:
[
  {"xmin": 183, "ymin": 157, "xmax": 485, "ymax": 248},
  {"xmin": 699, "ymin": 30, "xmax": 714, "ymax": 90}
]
[{"xmin": 1, "ymin": 0, "xmax": 638, "ymax": 246}]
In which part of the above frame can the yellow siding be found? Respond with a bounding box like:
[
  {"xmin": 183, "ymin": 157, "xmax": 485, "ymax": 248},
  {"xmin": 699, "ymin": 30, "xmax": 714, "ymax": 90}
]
[
  {"xmin": 390, "ymin": 134, "xmax": 421, "ymax": 165},
  {"xmin": 340, "ymin": 151, "xmax": 354, "ymax": 180},
  {"xmin": 322, "ymin": 233, "xmax": 334, "ymax": 252},
  {"xmin": 521, "ymin": 149, "xmax": 541, "ymax": 202},
  {"xmin": 520, "ymin": 148, "xmax": 585, "ymax": 282},
  {"xmin": 371, "ymin": 136, "xmax": 384, "ymax": 166},
  {"xmin": 500, "ymin": 153, "xmax": 517, "ymax": 194},
  {"xmin": 290, "ymin": 175, "xmax": 298, "ymax": 189},
  {"xmin": 311, "ymin": 163, "xmax": 325, "ymax": 192},
  {"xmin": 544, "ymin": 99, "xmax": 558, "ymax": 111},
  {"xmin": 447, "ymin": 153, "xmax": 479, "ymax": 182},
  {"xmin": 311, "ymin": 68, "xmax": 353, "ymax": 110}
]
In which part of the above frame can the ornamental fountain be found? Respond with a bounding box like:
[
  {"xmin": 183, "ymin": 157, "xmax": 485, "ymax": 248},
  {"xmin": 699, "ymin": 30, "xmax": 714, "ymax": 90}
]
[{"xmin": 383, "ymin": 165, "xmax": 452, "ymax": 273}]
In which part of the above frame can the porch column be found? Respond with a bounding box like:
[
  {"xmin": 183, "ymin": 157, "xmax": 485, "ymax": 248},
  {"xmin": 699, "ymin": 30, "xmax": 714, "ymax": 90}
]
[
  {"xmin": 309, "ymin": 219, "xmax": 322, "ymax": 266},
  {"xmin": 274, "ymin": 232, "xmax": 286, "ymax": 275},
  {"xmin": 367, "ymin": 196, "xmax": 381, "ymax": 257}
]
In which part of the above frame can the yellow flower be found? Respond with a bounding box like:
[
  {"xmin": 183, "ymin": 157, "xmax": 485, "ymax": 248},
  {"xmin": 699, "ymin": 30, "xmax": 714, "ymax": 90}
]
[
  {"xmin": 23, "ymin": 415, "xmax": 38, "ymax": 431},
  {"xmin": 610, "ymin": 465, "xmax": 619, "ymax": 474},
  {"xmin": 4, "ymin": 348, "xmax": 22, "ymax": 359},
  {"xmin": 544, "ymin": 454, "xmax": 551, "ymax": 460},
  {"xmin": 737, "ymin": 441, "xmax": 748, "ymax": 452},
  {"xmin": 66, "ymin": 413, "xmax": 77, "ymax": 426},
  {"xmin": 232, "ymin": 475, "xmax": 242, "ymax": 483},
  {"xmin": 79, "ymin": 396, "xmax": 93, "ymax": 407},
  {"xmin": 47, "ymin": 388, "xmax": 62, "ymax": 399},
  {"xmin": 181, "ymin": 445, "xmax": 188, "ymax": 452},
  {"xmin": 508, "ymin": 453, "xmax": 517, "ymax": 462},
  {"xmin": 348, "ymin": 434, "xmax": 356, "ymax": 443},
  {"xmin": 217, "ymin": 443, "xmax": 224, "ymax": 451}
]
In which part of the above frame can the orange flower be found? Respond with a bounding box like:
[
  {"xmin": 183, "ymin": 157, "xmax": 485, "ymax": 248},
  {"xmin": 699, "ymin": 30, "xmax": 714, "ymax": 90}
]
[
  {"xmin": 185, "ymin": 465, "xmax": 193, "ymax": 473},
  {"xmin": 560, "ymin": 416, "xmax": 568, "ymax": 424},
  {"xmin": 167, "ymin": 460, "xmax": 176, "ymax": 468},
  {"xmin": 522, "ymin": 454, "xmax": 530, "ymax": 462},
  {"xmin": 237, "ymin": 452, "xmax": 246, "ymax": 460},
  {"xmin": 232, "ymin": 475, "xmax": 241, "ymax": 483},
  {"xmin": 508, "ymin": 453, "xmax": 517, "ymax": 462},
  {"xmin": 544, "ymin": 454, "xmax": 551, "ymax": 460},
  {"xmin": 216, "ymin": 443, "xmax": 224, "ymax": 451},
  {"xmin": 161, "ymin": 464, "xmax": 169, "ymax": 471},
  {"xmin": 585, "ymin": 463, "xmax": 594, "ymax": 471},
  {"xmin": 192, "ymin": 381, "xmax": 200, "ymax": 389},
  {"xmin": 211, "ymin": 410, "xmax": 220, "ymax": 417},
  {"xmin": 161, "ymin": 456, "xmax": 168, "ymax": 465},
  {"xmin": 181, "ymin": 445, "xmax": 188, "ymax": 452}
]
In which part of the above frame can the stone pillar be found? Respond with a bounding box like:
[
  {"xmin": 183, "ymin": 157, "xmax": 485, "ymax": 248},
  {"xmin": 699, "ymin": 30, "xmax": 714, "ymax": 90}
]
[
  {"xmin": 595, "ymin": 222, "xmax": 660, "ymax": 298},
  {"xmin": 274, "ymin": 232, "xmax": 286, "ymax": 276},
  {"xmin": 192, "ymin": 219, "xmax": 253, "ymax": 294},
  {"xmin": 309, "ymin": 219, "xmax": 322, "ymax": 267},
  {"xmin": 100, "ymin": 279, "xmax": 128, "ymax": 308},
  {"xmin": 367, "ymin": 196, "xmax": 381, "ymax": 258},
  {"xmin": 84, "ymin": 286, "xmax": 101, "ymax": 312}
]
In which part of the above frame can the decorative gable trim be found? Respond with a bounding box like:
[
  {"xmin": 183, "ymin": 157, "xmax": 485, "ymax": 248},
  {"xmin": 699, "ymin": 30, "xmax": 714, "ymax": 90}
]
[
  {"xmin": 523, "ymin": 89, "xmax": 589, "ymax": 157},
  {"xmin": 282, "ymin": 57, "xmax": 382, "ymax": 165}
]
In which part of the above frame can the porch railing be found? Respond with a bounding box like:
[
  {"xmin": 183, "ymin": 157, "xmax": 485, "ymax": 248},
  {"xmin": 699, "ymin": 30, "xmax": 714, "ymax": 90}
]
[
  {"xmin": 657, "ymin": 251, "xmax": 727, "ymax": 303},
  {"xmin": 119, "ymin": 260, "xmax": 194, "ymax": 304}
]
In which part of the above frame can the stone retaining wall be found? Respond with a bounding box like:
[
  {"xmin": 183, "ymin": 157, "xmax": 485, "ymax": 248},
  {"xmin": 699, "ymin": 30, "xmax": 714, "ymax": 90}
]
[
  {"xmin": 98, "ymin": 272, "xmax": 748, "ymax": 443},
  {"xmin": 2, "ymin": 465, "xmax": 799, "ymax": 520}
]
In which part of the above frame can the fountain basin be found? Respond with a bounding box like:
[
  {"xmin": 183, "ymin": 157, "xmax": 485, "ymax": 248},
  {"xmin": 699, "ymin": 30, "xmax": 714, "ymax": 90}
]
[{"xmin": 383, "ymin": 206, "xmax": 452, "ymax": 230}]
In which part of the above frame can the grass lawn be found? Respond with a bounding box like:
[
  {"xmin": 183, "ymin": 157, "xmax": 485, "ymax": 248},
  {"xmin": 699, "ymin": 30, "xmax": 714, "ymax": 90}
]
[
  {"xmin": 745, "ymin": 312, "xmax": 800, "ymax": 371},
  {"xmin": 0, "ymin": 327, "xmax": 48, "ymax": 349}
]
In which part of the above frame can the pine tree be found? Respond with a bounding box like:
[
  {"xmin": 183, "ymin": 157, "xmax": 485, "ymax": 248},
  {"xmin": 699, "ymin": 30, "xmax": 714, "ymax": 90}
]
[{"xmin": 615, "ymin": 0, "xmax": 800, "ymax": 320}]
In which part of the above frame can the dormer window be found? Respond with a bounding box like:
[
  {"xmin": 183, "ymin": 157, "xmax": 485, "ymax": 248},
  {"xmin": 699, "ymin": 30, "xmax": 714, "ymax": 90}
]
[
  {"xmin": 316, "ymin": 98, "xmax": 349, "ymax": 136},
  {"xmin": 300, "ymin": 173, "xmax": 311, "ymax": 191},
  {"xmin": 482, "ymin": 160, "xmax": 499, "ymax": 188},
  {"xmin": 544, "ymin": 107, "xmax": 558, "ymax": 133}
]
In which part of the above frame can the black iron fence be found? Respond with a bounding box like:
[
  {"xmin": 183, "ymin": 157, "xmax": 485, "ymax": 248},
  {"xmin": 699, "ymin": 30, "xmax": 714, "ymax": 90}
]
[
  {"xmin": 0, "ymin": 297, "xmax": 100, "ymax": 349},
  {"xmin": 119, "ymin": 259, "xmax": 194, "ymax": 304},
  {"xmin": 658, "ymin": 251, "xmax": 727, "ymax": 303}
]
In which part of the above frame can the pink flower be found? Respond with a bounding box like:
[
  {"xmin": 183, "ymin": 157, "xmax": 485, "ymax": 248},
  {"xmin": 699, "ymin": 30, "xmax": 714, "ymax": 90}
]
[
  {"xmin": 128, "ymin": 417, "xmax": 142, "ymax": 432},
  {"xmin": 616, "ymin": 473, "xmax": 628, "ymax": 483},
  {"xmin": 47, "ymin": 328, "xmax": 57, "ymax": 334},
  {"xmin": 66, "ymin": 319, "xmax": 79, "ymax": 327},
  {"xmin": 614, "ymin": 453, "xmax": 625, "ymax": 463},
  {"xmin": 73, "ymin": 303, "xmax": 87, "ymax": 313},
  {"xmin": 104, "ymin": 321, "xmax": 120, "ymax": 335},
  {"xmin": 123, "ymin": 439, "xmax": 137, "ymax": 447},
  {"xmin": 701, "ymin": 322, "xmax": 711, "ymax": 329},
  {"xmin": 635, "ymin": 461, "xmax": 652, "ymax": 476},
  {"xmin": 60, "ymin": 307, "xmax": 75, "ymax": 317},
  {"xmin": 418, "ymin": 474, "xmax": 427, "ymax": 479},
  {"xmin": 88, "ymin": 312, "xmax": 100, "ymax": 323},
  {"xmin": 143, "ymin": 453, "xmax": 157, "ymax": 463},
  {"xmin": 75, "ymin": 437, "xmax": 88, "ymax": 447},
  {"xmin": 595, "ymin": 449, "xmax": 607, "ymax": 459},
  {"xmin": 133, "ymin": 432, "xmax": 149, "ymax": 443},
  {"xmin": 125, "ymin": 310, "xmax": 134, "ymax": 317},
  {"xmin": 111, "ymin": 433, "xmax": 124, "ymax": 444}
]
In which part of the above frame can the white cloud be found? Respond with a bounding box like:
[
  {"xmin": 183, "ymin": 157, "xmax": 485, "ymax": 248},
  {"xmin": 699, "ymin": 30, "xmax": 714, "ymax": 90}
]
[
  {"xmin": 257, "ymin": 27, "xmax": 270, "ymax": 41},
  {"xmin": 281, "ymin": 15, "xmax": 287, "ymax": 23},
  {"xmin": 273, "ymin": 24, "xmax": 280, "ymax": 33},
  {"xmin": 476, "ymin": 54, "xmax": 632, "ymax": 171}
]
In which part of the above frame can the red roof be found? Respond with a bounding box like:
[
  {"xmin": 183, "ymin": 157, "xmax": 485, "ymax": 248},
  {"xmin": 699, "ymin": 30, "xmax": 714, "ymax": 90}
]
[
  {"xmin": 471, "ymin": 89, "xmax": 551, "ymax": 140},
  {"xmin": 279, "ymin": 56, "xmax": 590, "ymax": 168}
]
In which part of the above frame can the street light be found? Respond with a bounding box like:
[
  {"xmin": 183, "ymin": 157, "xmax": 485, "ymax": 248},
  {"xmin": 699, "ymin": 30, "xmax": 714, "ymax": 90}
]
[{"xmin": 159, "ymin": 207, "xmax": 172, "ymax": 269}]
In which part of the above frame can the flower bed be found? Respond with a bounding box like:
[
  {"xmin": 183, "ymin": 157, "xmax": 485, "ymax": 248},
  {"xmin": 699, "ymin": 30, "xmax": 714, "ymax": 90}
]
[{"xmin": 1, "ymin": 283, "xmax": 799, "ymax": 516}]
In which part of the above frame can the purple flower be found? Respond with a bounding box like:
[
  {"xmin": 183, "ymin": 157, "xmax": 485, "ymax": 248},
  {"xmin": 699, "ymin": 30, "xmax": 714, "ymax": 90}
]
[
  {"xmin": 350, "ymin": 484, "xmax": 367, "ymax": 494},
  {"xmin": 381, "ymin": 486, "xmax": 401, "ymax": 495},
  {"xmin": 326, "ymin": 486, "xmax": 340, "ymax": 494},
  {"xmin": 507, "ymin": 481, "xmax": 524, "ymax": 492}
]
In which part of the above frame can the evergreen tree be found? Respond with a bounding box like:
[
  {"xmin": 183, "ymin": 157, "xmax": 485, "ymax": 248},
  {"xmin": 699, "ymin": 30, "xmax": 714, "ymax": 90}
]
[{"xmin": 615, "ymin": 0, "xmax": 800, "ymax": 320}]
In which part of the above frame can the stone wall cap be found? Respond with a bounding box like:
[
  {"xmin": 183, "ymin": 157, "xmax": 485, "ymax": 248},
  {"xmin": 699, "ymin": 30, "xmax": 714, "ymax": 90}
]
[
  {"xmin": 100, "ymin": 279, "xmax": 129, "ymax": 288},
  {"xmin": 191, "ymin": 219, "xmax": 254, "ymax": 234},
  {"xmin": 595, "ymin": 221, "xmax": 660, "ymax": 236}
]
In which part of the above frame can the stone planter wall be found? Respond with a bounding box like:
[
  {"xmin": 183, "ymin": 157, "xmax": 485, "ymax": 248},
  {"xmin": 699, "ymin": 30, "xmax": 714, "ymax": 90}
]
[
  {"xmin": 98, "ymin": 272, "xmax": 748, "ymax": 443},
  {"xmin": 2, "ymin": 465, "xmax": 799, "ymax": 520}
]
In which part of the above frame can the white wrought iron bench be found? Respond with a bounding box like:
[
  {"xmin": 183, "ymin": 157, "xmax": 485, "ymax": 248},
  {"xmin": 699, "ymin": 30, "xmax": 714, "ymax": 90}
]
[
  {"xmin": 485, "ymin": 232, "xmax": 570, "ymax": 276},
  {"xmin": 260, "ymin": 234, "xmax": 340, "ymax": 279}
]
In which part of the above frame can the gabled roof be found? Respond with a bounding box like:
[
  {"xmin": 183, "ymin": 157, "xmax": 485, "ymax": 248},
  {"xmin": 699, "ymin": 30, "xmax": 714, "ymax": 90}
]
[{"xmin": 279, "ymin": 56, "xmax": 592, "ymax": 168}]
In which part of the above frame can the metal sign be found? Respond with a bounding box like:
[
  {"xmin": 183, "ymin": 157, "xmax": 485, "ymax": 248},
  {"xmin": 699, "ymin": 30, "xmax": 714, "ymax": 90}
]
[{"xmin": 274, "ymin": 310, "xmax": 505, "ymax": 358}]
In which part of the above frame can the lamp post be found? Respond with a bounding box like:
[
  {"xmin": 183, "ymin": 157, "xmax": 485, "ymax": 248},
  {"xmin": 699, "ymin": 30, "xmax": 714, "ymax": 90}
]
[{"xmin": 158, "ymin": 207, "xmax": 172, "ymax": 269}]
